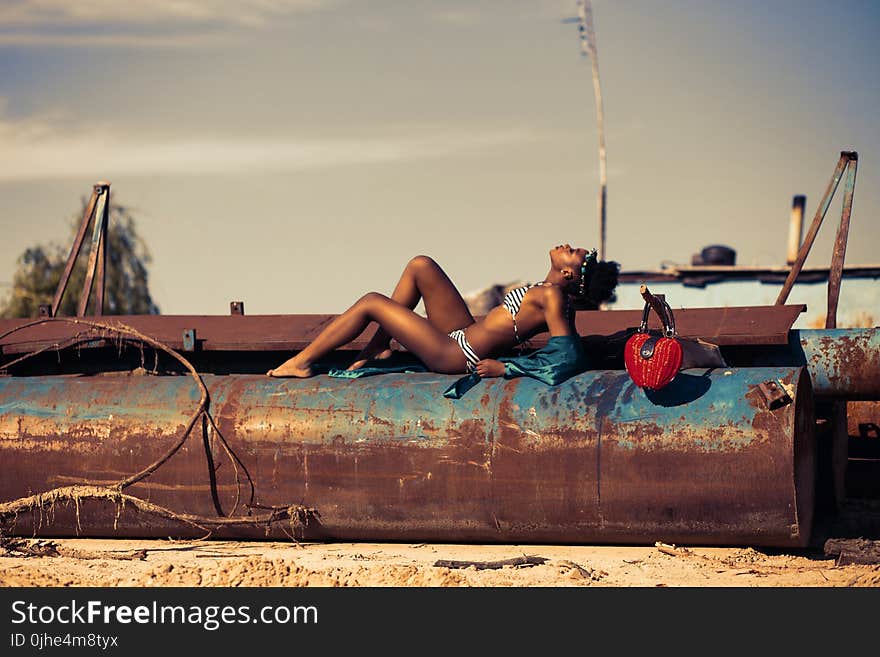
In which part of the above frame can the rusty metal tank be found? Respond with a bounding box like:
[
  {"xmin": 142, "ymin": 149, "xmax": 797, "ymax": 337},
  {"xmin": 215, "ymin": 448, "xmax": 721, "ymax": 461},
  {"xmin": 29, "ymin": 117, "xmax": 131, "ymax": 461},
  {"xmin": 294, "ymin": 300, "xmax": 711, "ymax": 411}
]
[
  {"xmin": 729, "ymin": 328, "xmax": 880, "ymax": 400},
  {"xmin": 0, "ymin": 364, "xmax": 815, "ymax": 547}
]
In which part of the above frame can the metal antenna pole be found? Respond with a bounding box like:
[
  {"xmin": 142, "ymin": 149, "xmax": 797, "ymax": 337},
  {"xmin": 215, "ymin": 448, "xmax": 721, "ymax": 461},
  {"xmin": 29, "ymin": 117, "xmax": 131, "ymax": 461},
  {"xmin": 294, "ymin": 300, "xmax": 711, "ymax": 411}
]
[{"xmin": 576, "ymin": 0, "xmax": 608, "ymax": 260}]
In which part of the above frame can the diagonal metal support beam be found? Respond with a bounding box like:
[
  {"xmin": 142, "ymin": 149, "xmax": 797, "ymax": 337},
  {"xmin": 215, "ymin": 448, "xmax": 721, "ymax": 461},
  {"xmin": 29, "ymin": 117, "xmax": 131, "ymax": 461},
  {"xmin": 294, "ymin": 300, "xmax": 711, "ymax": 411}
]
[
  {"xmin": 51, "ymin": 185, "xmax": 100, "ymax": 317},
  {"xmin": 94, "ymin": 185, "xmax": 109, "ymax": 316},
  {"xmin": 775, "ymin": 151, "xmax": 858, "ymax": 307},
  {"xmin": 77, "ymin": 182, "xmax": 110, "ymax": 317},
  {"xmin": 825, "ymin": 155, "xmax": 858, "ymax": 328}
]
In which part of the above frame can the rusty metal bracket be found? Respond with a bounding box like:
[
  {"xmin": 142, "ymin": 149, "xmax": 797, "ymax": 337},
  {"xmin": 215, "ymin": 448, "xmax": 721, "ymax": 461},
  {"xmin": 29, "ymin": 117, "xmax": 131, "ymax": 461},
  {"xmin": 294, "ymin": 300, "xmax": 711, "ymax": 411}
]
[
  {"xmin": 182, "ymin": 329, "xmax": 197, "ymax": 352},
  {"xmin": 775, "ymin": 152, "xmax": 858, "ymax": 331},
  {"xmin": 757, "ymin": 379, "xmax": 792, "ymax": 410}
]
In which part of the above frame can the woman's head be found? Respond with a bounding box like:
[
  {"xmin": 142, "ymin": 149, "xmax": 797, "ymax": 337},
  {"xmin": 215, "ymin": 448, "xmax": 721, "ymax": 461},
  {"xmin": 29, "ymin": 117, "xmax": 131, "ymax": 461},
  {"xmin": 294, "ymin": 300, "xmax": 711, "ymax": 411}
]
[{"xmin": 549, "ymin": 244, "xmax": 620, "ymax": 309}]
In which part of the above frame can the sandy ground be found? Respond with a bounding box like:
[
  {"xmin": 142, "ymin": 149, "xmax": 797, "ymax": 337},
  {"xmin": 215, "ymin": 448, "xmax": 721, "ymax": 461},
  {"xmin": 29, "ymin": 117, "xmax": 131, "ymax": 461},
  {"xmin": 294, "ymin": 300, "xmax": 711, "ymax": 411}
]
[{"xmin": 2, "ymin": 538, "xmax": 879, "ymax": 587}]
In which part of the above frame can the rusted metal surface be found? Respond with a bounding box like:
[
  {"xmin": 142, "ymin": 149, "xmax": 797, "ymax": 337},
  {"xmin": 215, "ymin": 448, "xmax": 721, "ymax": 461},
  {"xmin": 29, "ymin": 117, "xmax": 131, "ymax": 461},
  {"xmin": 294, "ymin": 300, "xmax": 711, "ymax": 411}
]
[
  {"xmin": 731, "ymin": 328, "xmax": 880, "ymax": 400},
  {"xmin": 0, "ymin": 305, "xmax": 807, "ymax": 357},
  {"xmin": 182, "ymin": 328, "xmax": 196, "ymax": 352},
  {"xmin": 848, "ymin": 401, "xmax": 880, "ymax": 441},
  {"xmin": 801, "ymin": 329, "xmax": 879, "ymax": 400},
  {"xmin": 0, "ymin": 366, "xmax": 814, "ymax": 546},
  {"xmin": 846, "ymin": 401, "xmax": 880, "ymax": 499},
  {"xmin": 758, "ymin": 379, "xmax": 791, "ymax": 410}
]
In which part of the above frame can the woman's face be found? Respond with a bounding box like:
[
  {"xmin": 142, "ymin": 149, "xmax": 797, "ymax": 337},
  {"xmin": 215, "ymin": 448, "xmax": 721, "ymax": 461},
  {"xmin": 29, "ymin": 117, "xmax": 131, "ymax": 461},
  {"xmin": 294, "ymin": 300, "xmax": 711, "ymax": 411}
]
[{"xmin": 549, "ymin": 244, "xmax": 589, "ymax": 276}]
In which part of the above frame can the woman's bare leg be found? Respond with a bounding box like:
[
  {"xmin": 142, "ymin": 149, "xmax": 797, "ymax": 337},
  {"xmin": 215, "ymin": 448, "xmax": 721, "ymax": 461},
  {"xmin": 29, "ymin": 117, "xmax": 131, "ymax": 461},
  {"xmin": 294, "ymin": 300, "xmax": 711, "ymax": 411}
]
[
  {"xmin": 348, "ymin": 255, "xmax": 474, "ymax": 369},
  {"xmin": 267, "ymin": 292, "xmax": 467, "ymax": 377}
]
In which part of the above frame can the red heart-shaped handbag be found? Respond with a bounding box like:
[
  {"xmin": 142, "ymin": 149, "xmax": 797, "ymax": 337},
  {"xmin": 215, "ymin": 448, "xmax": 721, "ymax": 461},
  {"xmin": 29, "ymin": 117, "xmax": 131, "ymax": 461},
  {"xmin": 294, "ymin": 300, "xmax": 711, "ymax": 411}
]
[{"xmin": 624, "ymin": 296, "xmax": 683, "ymax": 390}]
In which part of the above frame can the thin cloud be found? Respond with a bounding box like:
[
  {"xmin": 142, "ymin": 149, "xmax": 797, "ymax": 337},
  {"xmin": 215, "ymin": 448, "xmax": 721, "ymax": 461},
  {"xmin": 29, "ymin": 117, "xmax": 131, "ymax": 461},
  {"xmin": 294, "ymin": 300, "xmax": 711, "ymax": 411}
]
[
  {"xmin": 0, "ymin": 0, "xmax": 339, "ymax": 47},
  {"xmin": 0, "ymin": 2, "xmax": 576, "ymax": 48},
  {"xmin": 0, "ymin": 109, "xmax": 538, "ymax": 181},
  {"xmin": 0, "ymin": 32, "xmax": 228, "ymax": 49},
  {"xmin": 0, "ymin": 1, "xmax": 333, "ymax": 27}
]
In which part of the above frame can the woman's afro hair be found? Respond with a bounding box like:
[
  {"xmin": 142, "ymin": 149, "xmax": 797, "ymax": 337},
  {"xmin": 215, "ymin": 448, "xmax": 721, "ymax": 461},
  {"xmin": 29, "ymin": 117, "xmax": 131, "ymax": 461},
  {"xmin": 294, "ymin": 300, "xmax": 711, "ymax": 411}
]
[{"xmin": 574, "ymin": 259, "xmax": 620, "ymax": 310}]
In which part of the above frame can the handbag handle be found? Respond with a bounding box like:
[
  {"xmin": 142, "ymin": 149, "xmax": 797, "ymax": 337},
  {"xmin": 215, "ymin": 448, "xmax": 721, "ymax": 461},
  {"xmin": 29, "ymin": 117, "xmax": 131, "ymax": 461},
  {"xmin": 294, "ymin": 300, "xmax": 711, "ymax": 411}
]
[{"xmin": 638, "ymin": 285, "xmax": 677, "ymax": 338}]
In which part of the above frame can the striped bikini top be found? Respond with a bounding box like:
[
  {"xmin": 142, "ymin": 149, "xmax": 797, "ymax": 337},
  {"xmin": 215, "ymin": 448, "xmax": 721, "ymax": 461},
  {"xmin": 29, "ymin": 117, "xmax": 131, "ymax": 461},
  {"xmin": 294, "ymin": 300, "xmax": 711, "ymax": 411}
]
[{"xmin": 501, "ymin": 282, "xmax": 574, "ymax": 345}]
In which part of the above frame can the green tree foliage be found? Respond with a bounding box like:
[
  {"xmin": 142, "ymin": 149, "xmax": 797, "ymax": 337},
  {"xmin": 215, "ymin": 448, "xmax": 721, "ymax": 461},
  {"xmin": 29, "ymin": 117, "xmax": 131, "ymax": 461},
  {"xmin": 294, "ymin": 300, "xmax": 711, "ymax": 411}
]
[{"xmin": 1, "ymin": 199, "xmax": 160, "ymax": 318}]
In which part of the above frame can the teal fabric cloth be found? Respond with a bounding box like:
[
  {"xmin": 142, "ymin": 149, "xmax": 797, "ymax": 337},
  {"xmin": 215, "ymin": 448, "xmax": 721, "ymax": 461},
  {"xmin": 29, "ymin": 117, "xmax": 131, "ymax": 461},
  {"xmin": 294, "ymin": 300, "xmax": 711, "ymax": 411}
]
[
  {"xmin": 327, "ymin": 362, "xmax": 428, "ymax": 378},
  {"xmin": 327, "ymin": 335, "xmax": 588, "ymax": 399},
  {"xmin": 442, "ymin": 335, "xmax": 588, "ymax": 399}
]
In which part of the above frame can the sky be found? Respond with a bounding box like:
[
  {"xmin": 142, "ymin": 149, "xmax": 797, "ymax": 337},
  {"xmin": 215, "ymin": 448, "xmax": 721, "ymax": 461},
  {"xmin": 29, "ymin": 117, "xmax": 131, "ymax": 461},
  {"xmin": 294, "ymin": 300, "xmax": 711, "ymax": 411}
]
[{"xmin": 1, "ymin": 0, "xmax": 878, "ymax": 315}]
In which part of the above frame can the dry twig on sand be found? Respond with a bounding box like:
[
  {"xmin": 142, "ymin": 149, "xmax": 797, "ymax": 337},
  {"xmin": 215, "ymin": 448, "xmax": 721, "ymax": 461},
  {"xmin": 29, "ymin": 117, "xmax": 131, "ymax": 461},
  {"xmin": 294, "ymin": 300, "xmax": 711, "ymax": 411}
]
[
  {"xmin": 0, "ymin": 485, "xmax": 316, "ymax": 538},
  {"xmin": 433, "ymin": 556, "xmax": 548, "ymax": 570},
  {"xmin": 655, "ymin": 541, "xmax": 692, "ymax": 557}
]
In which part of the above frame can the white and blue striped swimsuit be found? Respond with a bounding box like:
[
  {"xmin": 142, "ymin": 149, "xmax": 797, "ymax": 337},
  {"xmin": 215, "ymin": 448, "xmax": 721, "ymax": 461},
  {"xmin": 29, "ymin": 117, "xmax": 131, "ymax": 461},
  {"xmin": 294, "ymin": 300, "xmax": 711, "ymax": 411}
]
[
  {"xmin": 503, "ymin": 282, "xmax": 575, "ymax": 345},
  {"xmin": 445, "ymin": 284, "xmax": 539, "ymax": 373},
  {"xmin": 501, "ymin": 284, "xmax": 534, "ymax": 345},
  {"xmin": 448, "ymin": 328, "xmax": 480, "ymax": 373},
  {"xmin": 449, "ymin": 282, "xmax": 573, "ymax": 373}
]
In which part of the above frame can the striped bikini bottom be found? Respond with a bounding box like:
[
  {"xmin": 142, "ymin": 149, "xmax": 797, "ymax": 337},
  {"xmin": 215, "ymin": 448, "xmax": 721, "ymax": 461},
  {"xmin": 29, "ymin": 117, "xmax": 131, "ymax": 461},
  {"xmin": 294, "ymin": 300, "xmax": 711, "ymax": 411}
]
[{"xmin": 447, "ymin": 328, "xmax": 480, "ymax": 373}]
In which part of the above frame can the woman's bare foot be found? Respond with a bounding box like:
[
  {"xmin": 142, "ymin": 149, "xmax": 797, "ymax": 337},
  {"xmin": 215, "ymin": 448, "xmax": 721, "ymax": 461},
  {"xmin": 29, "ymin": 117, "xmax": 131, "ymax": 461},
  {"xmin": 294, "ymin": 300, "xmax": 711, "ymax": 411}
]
[
  {"xmin": 266, "ymin": 357, "xmax": 313, "ymax": 378},
  {"xmin": 347, "ymin": 347, "xmax": 393, "ymax": 371}
]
